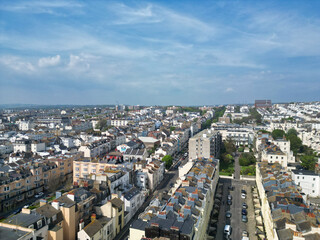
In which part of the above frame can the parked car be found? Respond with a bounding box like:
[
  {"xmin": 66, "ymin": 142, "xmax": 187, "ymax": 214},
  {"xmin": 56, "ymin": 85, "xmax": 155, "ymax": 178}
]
[
  {"xmin": 225, "ymin": 211, "xmax": 232, "ymax": 218},
  {"xmin": 242, "ymin": 215, "xmax": 248, "ymax": 222},
  {"xmin": 227, "ymin": 199, "xmax": 232, "ymax": 205},
  {"xmin": 227, "ymin": 195, "xmax": 232, "ymax": 200},
  {"xmin": 242, "ymin": 203, "xmax": 248, "ymax": 209},
  {"xmin": 228, "ymin": 185, "xmax": 234, "ymax": 191},
  {"xmin": 35, "ymin": 192, "xmax": 44, "ymax": 198},
  {"xmin": 242, "ymin": 230, "xmax": 248, "ymax": 237},
  {"xmin": 242, "ymin": 209, "xmax": 247, "ymax": 215},
  {"xmin": 224, "ymin": 225, "xmax": 232, "ymax": 236},
  {"xmin": 241, "ymin": 193, "xmax": 246, "ymax": 199},
  {"xmin": 241, "ymin": 189, "xmax": 247, "ymax": 194}
]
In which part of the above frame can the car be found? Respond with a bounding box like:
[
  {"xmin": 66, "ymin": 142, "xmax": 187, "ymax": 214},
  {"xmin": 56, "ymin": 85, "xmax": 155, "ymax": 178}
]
[
  {"xmin": 224, "ymin": 225, "xmax": 232, "ymax": 236},
  {"xmin": 12, "ymin": 208, "xmax": 22, "ymax": 215},
  {"xmin": 227, "ymin": 195, "xmax": 232, "ymax": 200},
  {"xmin": 225, "ymin": 211, "xmax": 232, "ymax": 218},
  {"xmin": 242, "ymin": 203, "xmax": 248, "ymax": 209},
  {"xmin": 241, "ymin": 189, "xmax": 247, "ymax": 194},
  {"xmin": 228, "ymin": 186, "xmax": 234, "ymax": 191},
  {"xmin": 241, "ymin": 193, "xmax": 246, "ymax": 199},
  {"xmin": 227, "ymin": 199, "xmax": 232, "ymax": 205},
  {"xmin": 35, "ymin": 192, "xmax": 44, "ymax": 198},
  {"xmin": 242, "ymin": 209, "xmax": 247, "ymax": 215},
  {"xmin": 170, "ymin": 183, "xmax": 174, "ymax": 187},
  {"xmin": 242, "ymin": 215, "xmax": 248, "ymax": 222},
  {"xmin": 242, "ymin": 230, "xmax": 248, "ymax": 237}
]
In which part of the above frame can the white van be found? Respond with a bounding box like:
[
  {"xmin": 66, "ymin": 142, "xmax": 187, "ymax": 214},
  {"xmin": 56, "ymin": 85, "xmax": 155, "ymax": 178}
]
[{"xmin": 224, "ymin": 225, "xmax": 232, "ymax": 235}]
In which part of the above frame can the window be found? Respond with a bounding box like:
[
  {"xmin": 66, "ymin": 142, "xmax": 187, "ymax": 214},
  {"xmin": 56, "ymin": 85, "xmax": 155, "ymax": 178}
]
[
  {"xmin": 16, "ymin": 182, "xmax": 21, "ymax": 187},
  {"xmin": 303, "ymin": 177, "xmax": 304, "ymax": 179},
  {"xmin": 75, "ymin": 168, "xmax": 79, "ymax": 171},
  {"xmin": 313, "ymin": 190, "xmax": 315, "ymax": 193},
  {"xmin": 4, "ymin": 186, "xmax": 10, "ymax": 191},
  {"xmin": 37, "ymin": 220, "xmax": 42, "ymax": 228},
  {"xmin": 314, "ymin": 178, "xmax": 316, "ymax": 181}
]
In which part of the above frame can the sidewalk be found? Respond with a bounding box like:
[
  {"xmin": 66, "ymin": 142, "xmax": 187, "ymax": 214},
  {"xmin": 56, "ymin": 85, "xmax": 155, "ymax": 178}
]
[{"xmin": 245, "ymin": 185, "xmax": 258, "ymax": 240}]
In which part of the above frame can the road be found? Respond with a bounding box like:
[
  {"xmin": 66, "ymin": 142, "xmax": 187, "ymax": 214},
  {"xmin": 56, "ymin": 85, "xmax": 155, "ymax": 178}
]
[{"xmin": 215, "ymin": 151, "xmax": 257, "ymax": 240}]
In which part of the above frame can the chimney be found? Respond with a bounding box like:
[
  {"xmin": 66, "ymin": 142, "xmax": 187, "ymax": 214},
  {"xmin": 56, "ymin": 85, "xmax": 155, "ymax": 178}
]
[
  {"xmin": 40, "ymin": 199, "xmax": 47, "ymax": 207},
  {"xmin": 21, "ymin": 207, "xmax": 31, "ymax": 214},
  {"xmin": 52, "ymin": 200, "xmax": 60, "ymax": 210},
  {"xmin": 183, "ymin": 205, "xmax": 191, "ymax": 216},
  {"xmin": 158, "ymin": 211, "xmax": 166, "ymax": 219},
  {"xmin": 187, "ymin": 197, "xmax": 195, "ymax": 208},
  {"xmin": 91, "ymin": 213, "xmax": 96, "ymax": 222},
  {"xmin": 79, "ymin": 219, "xmax": 84, "ymax": 231},
  {"xmin": 197, "ymin": 180, "xmax": 204, "ymax": 189},
  {"xmin": 55, "ymin": 191, "xmax": 62, "ymax": 199},
  {"xmin": 177, "ymin": 213, "xmax": 185, "ymax": 222},
  {"xmin": 166, "ymin": 202, "xmax": 174, "ymax": 213},
  {"xmin": 67, "ymin": 192, "xmax": 75, "ymax": 201}
]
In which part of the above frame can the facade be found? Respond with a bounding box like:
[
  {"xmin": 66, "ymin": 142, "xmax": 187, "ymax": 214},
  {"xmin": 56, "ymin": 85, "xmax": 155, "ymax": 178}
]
[
  {"xmin": 292, "ymin": 170, "xmax": 320, "ymax": 198},
  {"xmin": 78, "ymin": 139, "xmax": 111, "ymax": 158},
  {"xmin": 188, "ymin": 129, "xmax": 222, "ymax": 160}
]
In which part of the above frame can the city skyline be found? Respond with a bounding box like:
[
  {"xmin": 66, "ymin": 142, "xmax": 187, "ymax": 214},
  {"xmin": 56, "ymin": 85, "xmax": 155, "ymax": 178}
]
[{"xmin": 1, "ymin": 0, "xmax": 320, "ymax": 105}]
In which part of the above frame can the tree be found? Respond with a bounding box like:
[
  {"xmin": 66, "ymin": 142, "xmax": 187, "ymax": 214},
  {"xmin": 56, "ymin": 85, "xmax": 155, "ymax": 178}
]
[
  {"xmin": 170, "ymin": 126, "xmax": 176, "ymax": 132},
  {"xmin": 239, "ymin": 153, "xmax": 256, "ymax": 166},
  {"xmin": 272, "ymin": 129, "xmax": 285, "ymax": 140},
  {"xmin": 287, "ymin": 128, "xmax": 298, "ymax": 137},
  {"xmin": 162, "ymin": 155, "xmax": 173, "ymax": 169},
  {"xmin": 96, "ymin": 119, "xmax": 107, "ymax": 130},
  {"xmin": 300, "ymin": 155, "xmax": 317, "ymax": 170}
]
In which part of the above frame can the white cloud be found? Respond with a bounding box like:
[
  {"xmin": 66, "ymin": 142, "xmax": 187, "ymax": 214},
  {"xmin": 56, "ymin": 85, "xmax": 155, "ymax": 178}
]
[
  {"xmin": 0, "ymin": 56, "xmax": 35, "ymax": 72},
  {"xmin": 38, "ymin": 55, "xmax": 60, "ymax": 67},
  {"xmin": 225, "ymin": 87, "xmax": 234, "ymax": 93}
]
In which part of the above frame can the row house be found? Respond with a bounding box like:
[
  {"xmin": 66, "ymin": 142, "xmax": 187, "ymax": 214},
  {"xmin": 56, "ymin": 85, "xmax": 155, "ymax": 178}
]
[
  {"xmin": 78, "ymin": 139, "xmax": 111, "ymax": 158},
  {"xmin": 256, "ymin": 162, "xmax": 320, "ymax": 240},
  {"xmin": 130, "ymin": 158, "xmax": 219, "ymax": 240},
  {"xmin": 135, "ymin": 160, "xmax": 165, "ymax": 191}
]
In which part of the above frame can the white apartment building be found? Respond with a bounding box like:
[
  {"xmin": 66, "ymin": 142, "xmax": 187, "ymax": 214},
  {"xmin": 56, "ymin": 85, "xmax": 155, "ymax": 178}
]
[
  {"xmin": 292, "ymin": 170, "xmax": 320, "ymax": 197},
  {"xmin": 121, "ymin": 187, "xmax": 146, "ymax": 221},
  {"xmin": 111, "ymin": 119, "xmax": 129, "ymax": 127}
]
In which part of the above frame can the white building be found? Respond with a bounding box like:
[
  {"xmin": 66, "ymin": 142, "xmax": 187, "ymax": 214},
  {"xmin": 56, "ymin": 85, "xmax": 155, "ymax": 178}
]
[
  {"xmin": 292, "ymin": 170, "xmax": 320, "ymax": 197},
  {"xmin": 121, "ymin": 187, "xmax": 146, "ymax": 221}
]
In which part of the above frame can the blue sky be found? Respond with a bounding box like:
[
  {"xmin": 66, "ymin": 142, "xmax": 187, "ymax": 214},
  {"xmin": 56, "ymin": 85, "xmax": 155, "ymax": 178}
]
[{"xmin": 0, "ymin": 1, "xmax": 320, "ymax": 105}]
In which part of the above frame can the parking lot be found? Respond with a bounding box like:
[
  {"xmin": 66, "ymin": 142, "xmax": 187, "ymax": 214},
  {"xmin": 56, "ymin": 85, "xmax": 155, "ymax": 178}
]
[{"xmin": 212, "ymin": 177, "xmax": 257, "ymax": 240}]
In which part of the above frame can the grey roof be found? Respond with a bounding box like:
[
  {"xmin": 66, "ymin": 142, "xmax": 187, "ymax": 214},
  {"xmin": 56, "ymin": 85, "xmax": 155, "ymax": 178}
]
[
  {"xmin": 36, "ymin": 204, "xmax": 60, "ymax": 219},
  {"xmin": 0, "ymin": 226, "xmax": 30, "ymax": 240},
  {"xmin": 3, "ymin": 213, "xmax": 43, "ymax": 228},
  {"xmin": 124, "ymin": 187, "xmax": 140, "ymax": 200},
  {"xmin": 292, "ymin": 169, "xmax": 318, "ymax": 176},
  {"xmin": 277, "ymin": 228, "xmax": 293, "ymax": 240},
  {"xmin": 131, "ymin": 219, "xmax": 149, "ymax": 230}
]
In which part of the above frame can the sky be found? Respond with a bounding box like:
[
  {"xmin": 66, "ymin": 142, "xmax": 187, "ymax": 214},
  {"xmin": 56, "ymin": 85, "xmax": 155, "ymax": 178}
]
[{"xmin": 0, "ymin": 0, "xmax": 320, "ymax": 106}]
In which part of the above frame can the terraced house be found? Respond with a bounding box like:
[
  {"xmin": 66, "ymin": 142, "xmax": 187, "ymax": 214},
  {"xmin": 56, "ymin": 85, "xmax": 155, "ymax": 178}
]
[
  {"xmin": 129, "ymin": 157, "xmax": 219, "ymax": 240},
  {"xmin": 256, "ymin": 162, "xmax": 320, "ymax": 240}
]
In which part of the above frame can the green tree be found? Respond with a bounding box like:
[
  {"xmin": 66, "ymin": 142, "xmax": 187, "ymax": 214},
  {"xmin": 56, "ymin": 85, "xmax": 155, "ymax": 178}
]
[
  {"xmin": 96, "ymin": 119, "xmax": 107, "ymax": 130},
  {"xmin": 287, "ymin": 128, "xmax": 298, "ymax": 137},
  {"xmin": 239, "ymin": 153, "xmax": 256, "ymax": 166},
  {"xmin": 300, "ymin": 155, "xmax": 317, "ymax": 170},
  {"xmin": 170, "ymin": 126, "xmax": 176, "ymax": 132},
  {"xmin": 162, "ymin": 155, "xmax": 173, "ymax": 169},
  {"xmin": 272, "ymin": 129, "xmax": 286, "ymax": 140}
]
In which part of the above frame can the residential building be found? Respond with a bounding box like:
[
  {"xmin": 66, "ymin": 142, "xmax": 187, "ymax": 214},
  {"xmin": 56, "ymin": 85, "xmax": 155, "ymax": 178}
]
[
  {"xmin": 188, "ymin": 129, "xmax": 222, "ymax": 160},
  {"xmin": 292, "ymin": 170, "xmax": 320, "ymax": 198}
]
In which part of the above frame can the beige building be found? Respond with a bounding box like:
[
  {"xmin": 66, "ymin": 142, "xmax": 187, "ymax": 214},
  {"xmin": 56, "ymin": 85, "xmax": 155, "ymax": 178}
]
[{"xmin": 188, "ymin": 129, "xmax": 222, "ymax": 160}]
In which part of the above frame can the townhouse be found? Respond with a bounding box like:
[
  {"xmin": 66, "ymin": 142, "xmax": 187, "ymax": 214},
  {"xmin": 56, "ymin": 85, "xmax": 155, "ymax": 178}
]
[{"xmin": 129, "ymin": 157, "xmax": 219, "ymax": 240}]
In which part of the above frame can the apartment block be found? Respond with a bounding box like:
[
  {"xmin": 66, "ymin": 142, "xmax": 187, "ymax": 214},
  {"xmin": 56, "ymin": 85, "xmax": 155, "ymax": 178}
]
[{"xmin": 188, "ymin": 129, "xmax": 222, "ymax": 160}]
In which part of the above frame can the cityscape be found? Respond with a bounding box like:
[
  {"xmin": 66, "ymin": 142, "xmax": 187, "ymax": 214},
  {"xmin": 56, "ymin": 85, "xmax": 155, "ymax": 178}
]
[{"xmin": 1, "ymin": 1, "xmax": 320, "ymax": 240}]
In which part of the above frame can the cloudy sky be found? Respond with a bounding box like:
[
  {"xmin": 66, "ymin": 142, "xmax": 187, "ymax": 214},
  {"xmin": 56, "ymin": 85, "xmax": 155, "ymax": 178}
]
[{"xmin": 1, "ymin": 1, "xmax": 320, "ymax": 105}]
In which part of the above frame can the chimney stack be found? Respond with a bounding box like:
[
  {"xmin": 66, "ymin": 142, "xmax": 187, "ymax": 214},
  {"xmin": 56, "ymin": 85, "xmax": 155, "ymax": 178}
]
[
  {"xmin": 67, "ymin": 192, "xmax": 75, "ymax": 201},
  {"xmin": 79, "ymin": 219, "xmax": 84, "ymax": 230},
  {"xmin": 91, "ymin": 213, "xmax": 96, "ymax": 222},
  {"xmin": 52, "ymin": 200, "xmax": 60, "ymax": 210}
]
